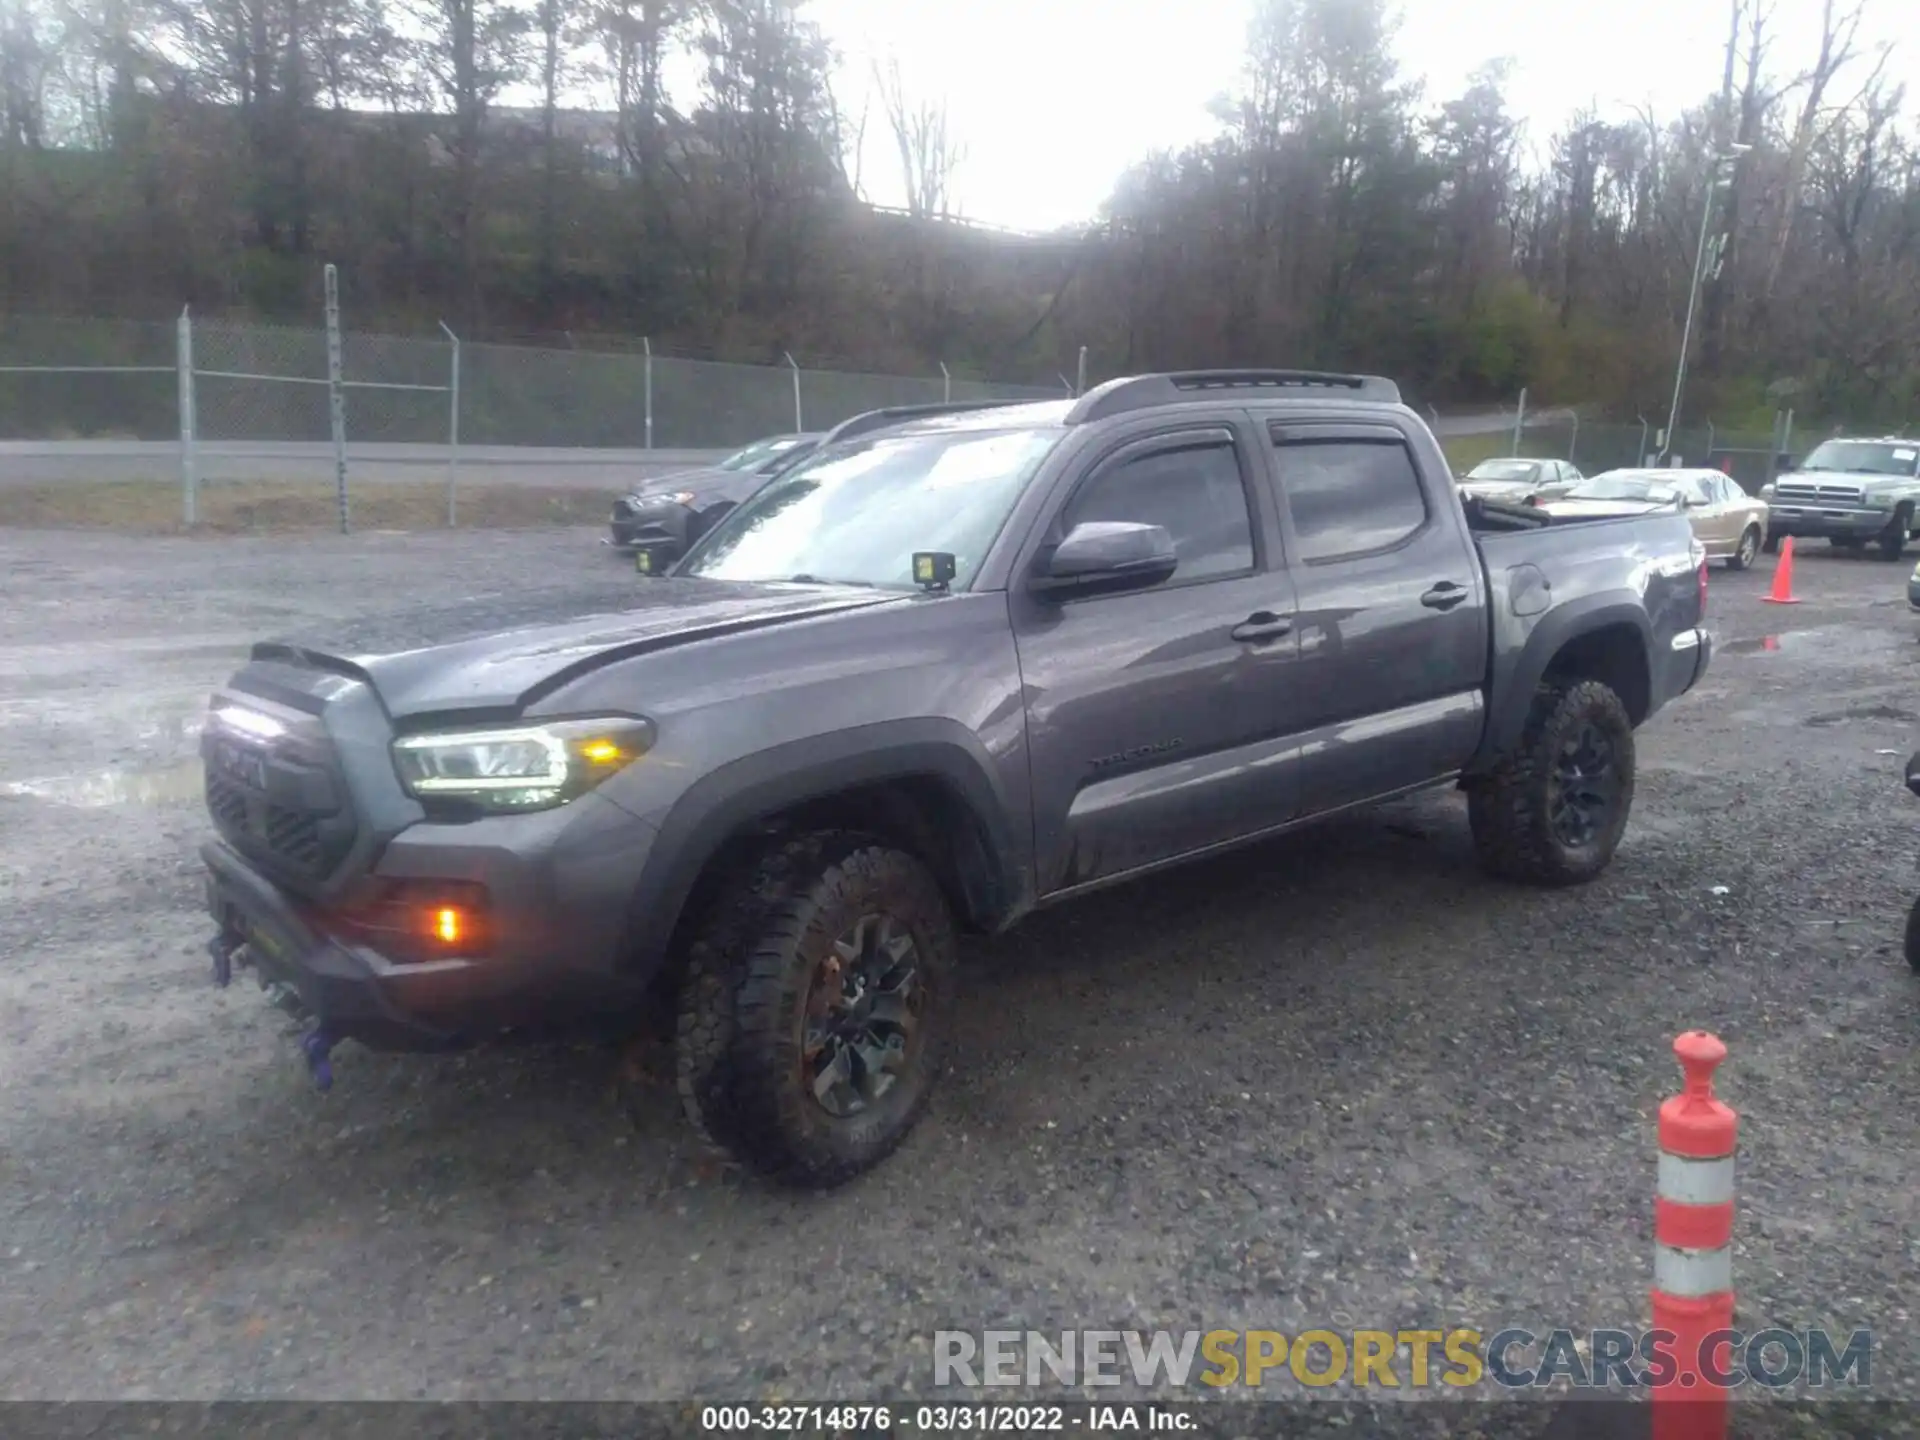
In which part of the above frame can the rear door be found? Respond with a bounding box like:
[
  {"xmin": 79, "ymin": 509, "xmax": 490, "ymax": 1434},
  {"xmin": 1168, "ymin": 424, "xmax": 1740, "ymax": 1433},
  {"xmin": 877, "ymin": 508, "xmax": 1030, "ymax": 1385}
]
[
  {"xmin": 1262, "ymin": 419, "xmax": 1490, "ymax": 814},
  {"xmin": 1010, "ymin": 417, "xmax": 1308, "ymax": 895}
]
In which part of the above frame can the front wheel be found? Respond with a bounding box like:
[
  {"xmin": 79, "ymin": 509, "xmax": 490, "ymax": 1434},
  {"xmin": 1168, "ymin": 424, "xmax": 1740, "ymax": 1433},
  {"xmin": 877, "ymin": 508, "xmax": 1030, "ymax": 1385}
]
[
  {"xmin": 1729, "ymin": 526, "xmax": 1762, "ymax": 571},
  {"xmin": 1880, "ymin": 507, "xmax": 1913, "ymax": 560},
  {"xmin": 1467, "ymin": 678, "xmax": 1637, "ymax": 887},
  {"xmin": 675, "ymin": 832, "xmax": 956, "ymax": 1188}
]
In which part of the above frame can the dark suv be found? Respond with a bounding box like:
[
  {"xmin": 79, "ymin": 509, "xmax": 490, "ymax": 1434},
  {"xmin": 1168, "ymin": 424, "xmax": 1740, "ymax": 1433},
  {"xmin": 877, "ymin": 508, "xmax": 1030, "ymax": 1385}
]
[{"xmin": 200, "ymin": 370, "xmax": 1711, "ymax": 1186}]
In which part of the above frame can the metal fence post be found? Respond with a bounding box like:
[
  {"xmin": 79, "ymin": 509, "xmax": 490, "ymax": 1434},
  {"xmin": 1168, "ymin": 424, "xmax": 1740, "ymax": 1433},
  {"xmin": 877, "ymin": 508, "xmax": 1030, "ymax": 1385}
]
[
  {"xmin": 643, "ymin": 337, "xmax": 654, "ymax": 450},
  {"xmin": 176, "ymin": 305, "xmax": 198, "ymax": 527},
  {"xmin": 1705, "ymin": 419, "xmax": 1716, "ymax": 459},
  {"xmin": 1512, "ymin": 388, "xmax": 1528, "ymax": 455},
  {"xmin": 1782, "ymin": 407, "xmax": 1795, "ymax": 459},
  {"xmin": 323, "ymin": 264, "xmax": 350, "ymax": 535},
  {"xmin": 1058, "ymin": 374, "xmax": 1074, "ymax": 395},
  {"xmin": 784, "ymin": 351, "xmax": 802, "ymax": 431},
  {"xmin": 1569, "ymin": 410, "xmax": 1580, "ymax": 463},
  {"xmin": 1637, "ymin": 415, "xmax": 1650, "ymax": 465},
  {"xmin": 439, "ymin": 320, "xmax": 461, "ymax": 528},
  {"xmin": 940, "ymin": 361, "xmax": 951, "ymax": 403},
  {"xmin": 1076, "ymin": 346, "xmax": 1088, "ymax": 397}
]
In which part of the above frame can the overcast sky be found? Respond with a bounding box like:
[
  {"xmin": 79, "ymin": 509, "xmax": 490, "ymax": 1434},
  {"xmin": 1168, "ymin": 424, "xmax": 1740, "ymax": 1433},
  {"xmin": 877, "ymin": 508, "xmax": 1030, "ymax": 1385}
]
[{"xmin": 786, "ymin": 0, "xmax": 1919, "ymax": 232}]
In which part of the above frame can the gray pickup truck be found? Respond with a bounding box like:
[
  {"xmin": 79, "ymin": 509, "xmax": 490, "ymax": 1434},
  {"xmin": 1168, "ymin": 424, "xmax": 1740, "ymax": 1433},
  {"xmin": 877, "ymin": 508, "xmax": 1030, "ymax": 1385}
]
[
  {"xmin": 1759, "ymin": 435, "xmax": 1920, "ymax": 558},
  {"xmin": 198, "ymin": 370, "xmax": 1712, "ymax": 1186}
]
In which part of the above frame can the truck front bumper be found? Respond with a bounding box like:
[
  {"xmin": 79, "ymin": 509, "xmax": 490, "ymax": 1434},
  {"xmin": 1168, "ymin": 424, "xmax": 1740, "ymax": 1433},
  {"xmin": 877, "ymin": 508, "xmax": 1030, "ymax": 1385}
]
[
  {"xmin": 605, "ymin": 497, "xmax": 697, "ymax": 559},
  {"xmin": 201, "ymin": 795, "xmax": 662, "ymax": 1053},
  {"xmin": 1764, "ymin": 504, "xmax": 1896, "ymax": 541}
]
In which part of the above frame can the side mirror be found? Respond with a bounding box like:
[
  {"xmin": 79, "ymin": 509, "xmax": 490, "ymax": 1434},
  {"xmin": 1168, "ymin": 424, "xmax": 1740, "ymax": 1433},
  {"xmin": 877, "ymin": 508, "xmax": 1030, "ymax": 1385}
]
[
  {"xmin": 1905, "ymin": 751, "xmax": 1920, "ymax": 798},
  {"xmin": 1031, "ymin": 520, "xmax": 1179, "ymax": 599}
]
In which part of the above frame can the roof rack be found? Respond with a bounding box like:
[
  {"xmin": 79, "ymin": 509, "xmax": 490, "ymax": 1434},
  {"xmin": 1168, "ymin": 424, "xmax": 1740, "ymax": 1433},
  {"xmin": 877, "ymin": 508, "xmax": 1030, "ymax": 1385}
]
[
  {"xmin": 1065, "ymin": 369, "xmax": 1401, "ymax": 424},
  {"xmin": 818, "ymin": 399, "xmax": 1039, "ymax": 446}
]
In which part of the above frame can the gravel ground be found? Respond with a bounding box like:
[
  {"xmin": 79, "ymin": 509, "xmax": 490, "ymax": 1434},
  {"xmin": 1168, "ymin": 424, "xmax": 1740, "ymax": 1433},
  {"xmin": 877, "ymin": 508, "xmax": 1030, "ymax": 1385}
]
[{"xmin": 2, "ymin": 526, "xmax": 1918, "ymax": 1422}]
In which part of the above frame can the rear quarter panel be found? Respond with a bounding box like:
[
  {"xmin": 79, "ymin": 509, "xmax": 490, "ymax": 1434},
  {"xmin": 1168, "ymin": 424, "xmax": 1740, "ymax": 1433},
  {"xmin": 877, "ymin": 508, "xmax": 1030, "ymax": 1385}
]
[{"xmin": 1470, "ymin": 512, "xmax": 1703, "ymax": 771}]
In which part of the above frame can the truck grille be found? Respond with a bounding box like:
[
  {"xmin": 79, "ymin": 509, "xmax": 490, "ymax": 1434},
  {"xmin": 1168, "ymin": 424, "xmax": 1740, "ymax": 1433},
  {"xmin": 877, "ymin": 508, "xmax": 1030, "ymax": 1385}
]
[
  {"xmin": 203, "ymin": 723, "xmax": 357, "ymax": 884},
  {"xmin": 1774, "ymin": 481, "xmax": 1865, "ymax": 505}
]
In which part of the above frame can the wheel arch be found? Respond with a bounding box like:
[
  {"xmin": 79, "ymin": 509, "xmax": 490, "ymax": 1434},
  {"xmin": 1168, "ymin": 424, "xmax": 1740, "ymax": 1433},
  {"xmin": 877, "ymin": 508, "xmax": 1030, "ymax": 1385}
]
[
  {"xmin": 1472, "ymin": 597, "xmax": 1652, "ymax": 772},
  {"xmin": 621, "ymin": 721, "xmax": 1032, "ymax": 989}
]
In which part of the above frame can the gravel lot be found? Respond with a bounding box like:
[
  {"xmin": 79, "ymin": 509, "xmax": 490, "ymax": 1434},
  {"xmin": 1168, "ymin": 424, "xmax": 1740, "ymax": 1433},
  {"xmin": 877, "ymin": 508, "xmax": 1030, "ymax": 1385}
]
[{"xmin": 3, "ymin": 526, "xmax": 1918, "ymax": 1419}]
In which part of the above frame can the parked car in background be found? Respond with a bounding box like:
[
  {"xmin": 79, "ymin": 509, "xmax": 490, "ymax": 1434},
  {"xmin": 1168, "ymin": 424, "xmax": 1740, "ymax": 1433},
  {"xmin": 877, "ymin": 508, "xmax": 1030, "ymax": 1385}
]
[
  {"xmin": 1457, "ymin": 457, "xmax": 1583, "ymax": 504},
  {"xmin": 1533, "ymin": 468, "xmax": 1769, "ymax": 570},
  {"xmin": 1757, "ymin": 435, "xmax": 1920, "ymax": 559},
  {"xmin": 607, "ymin": 432, "xmax": 823, "ymax": 563}
]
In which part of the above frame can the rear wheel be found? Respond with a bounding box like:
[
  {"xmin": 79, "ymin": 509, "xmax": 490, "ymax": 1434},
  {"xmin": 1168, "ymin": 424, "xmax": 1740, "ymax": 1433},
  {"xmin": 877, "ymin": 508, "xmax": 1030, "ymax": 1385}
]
[
  {"xmin": 1728, "ymin": 526, "xmax": 1761, "ymax": 571},
  {"xmin": 1467, "ymin": 679, "xmax": 1637, "ymax": 887},
  {"xmin": 674, "ymin": 832, "xmax": 956, "ymax": 1187}
]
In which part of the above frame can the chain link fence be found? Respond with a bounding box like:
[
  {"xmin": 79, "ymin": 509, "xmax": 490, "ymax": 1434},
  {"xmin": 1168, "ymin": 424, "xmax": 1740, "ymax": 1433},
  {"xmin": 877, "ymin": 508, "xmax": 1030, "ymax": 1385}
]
[
  {"xmin": 0, "ymin": 313, "xmax": 1063, "ymax": 449},
  {"xmin": 0, "ymin": 308, "xmax": 1071, "ymax": 527},
  {"xmin": 1482, "ymin": 412, "xmax": 1811, "ymax": 494}
]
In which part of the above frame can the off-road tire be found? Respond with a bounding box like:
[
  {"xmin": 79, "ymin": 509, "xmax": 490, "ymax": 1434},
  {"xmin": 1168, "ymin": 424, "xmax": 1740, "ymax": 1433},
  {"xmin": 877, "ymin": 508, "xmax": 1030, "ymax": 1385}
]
[
  {"xmin": 1879, "ymin": 507, "xmax": 1912, "ymax": 561},
  {"xmin": 1728, "ymin": 526, "xmax": 1762, "ymax": 571},
  {"xmin": 674, "ymin": 832, "xmax": 956, "ymax": 1187},
  {"xmin": 1905, "ymin": 896, "xmax": 1920, "ymax": 974},
  {"xmin": 1467, "ymin": 678, "xmax": 1637, "ymax": 887}
]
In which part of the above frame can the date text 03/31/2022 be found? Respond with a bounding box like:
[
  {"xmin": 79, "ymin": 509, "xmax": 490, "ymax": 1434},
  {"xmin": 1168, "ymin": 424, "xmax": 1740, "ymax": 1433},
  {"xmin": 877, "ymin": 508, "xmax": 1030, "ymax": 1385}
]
[{"xmin": 699, "ymin": 1405, "xmax": 1194, "ymax": 1431}]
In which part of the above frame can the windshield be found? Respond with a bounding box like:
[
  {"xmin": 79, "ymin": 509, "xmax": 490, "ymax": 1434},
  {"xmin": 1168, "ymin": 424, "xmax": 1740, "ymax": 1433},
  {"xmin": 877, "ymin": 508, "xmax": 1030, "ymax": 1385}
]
[
  {"xmin": 678, "ymin": 426, "xmax": 1064, "ymax": 590},
  {"xmin": 1801, "ymin": 440, "xmax": 1920, "ymax": 477},
  {"xmin": 717, "ymin": 435, "xmax": 804, "ymax": 472},
  {"xmin": 1467, "ymin": 460, "xmax": 1541, "ymax": 483},
  {"xmin": 1564, "ymin": 474, "xmax": 1679, "ymax": 504}
]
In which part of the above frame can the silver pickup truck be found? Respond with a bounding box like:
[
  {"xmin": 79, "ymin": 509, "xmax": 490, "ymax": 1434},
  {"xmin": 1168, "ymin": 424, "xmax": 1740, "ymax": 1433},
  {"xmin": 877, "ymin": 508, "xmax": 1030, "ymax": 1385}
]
[{"xmin": 1760, "ymin": 435, "xmax": 1920, "ymax": 559}]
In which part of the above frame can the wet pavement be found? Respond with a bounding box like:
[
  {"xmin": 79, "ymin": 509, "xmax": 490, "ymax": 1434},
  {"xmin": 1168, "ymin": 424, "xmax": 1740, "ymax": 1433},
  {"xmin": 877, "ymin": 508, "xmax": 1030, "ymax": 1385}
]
[{"xmin": 2, "ymin": 528, "xmax": 1919, "ymax": 1407}]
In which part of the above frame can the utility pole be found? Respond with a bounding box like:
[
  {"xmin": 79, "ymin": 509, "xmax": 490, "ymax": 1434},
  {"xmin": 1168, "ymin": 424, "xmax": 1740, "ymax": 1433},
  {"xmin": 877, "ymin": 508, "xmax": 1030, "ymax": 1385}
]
[{"xmin": 1661, "ymin": 145, "xmax": 1750, "ymax": 463}]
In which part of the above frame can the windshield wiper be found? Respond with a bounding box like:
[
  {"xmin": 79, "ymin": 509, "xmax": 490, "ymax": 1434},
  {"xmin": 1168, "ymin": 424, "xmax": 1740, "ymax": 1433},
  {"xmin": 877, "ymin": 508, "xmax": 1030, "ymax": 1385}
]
[{"xmin": 784, "ymin": 573, "xmax": 880, "ymax": 589}]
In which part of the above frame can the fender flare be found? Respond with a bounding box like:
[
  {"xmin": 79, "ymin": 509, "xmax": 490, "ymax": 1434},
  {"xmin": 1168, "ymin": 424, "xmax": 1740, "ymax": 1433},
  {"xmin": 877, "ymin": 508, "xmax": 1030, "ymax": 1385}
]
[
  {"xmin": 1471, "ymin": 593, "xmax": 1653, "ymax": 771},
  {"xmin": 618, "ymin": 718, "xmax": 1030, "ymax": 980}
]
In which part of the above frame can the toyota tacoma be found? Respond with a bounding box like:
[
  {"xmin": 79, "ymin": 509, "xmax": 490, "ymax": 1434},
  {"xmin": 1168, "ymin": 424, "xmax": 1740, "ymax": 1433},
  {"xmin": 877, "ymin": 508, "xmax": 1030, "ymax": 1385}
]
[{"xmin": 199, "ymin": 369, "xmax": 1713, "ymax": 1187}]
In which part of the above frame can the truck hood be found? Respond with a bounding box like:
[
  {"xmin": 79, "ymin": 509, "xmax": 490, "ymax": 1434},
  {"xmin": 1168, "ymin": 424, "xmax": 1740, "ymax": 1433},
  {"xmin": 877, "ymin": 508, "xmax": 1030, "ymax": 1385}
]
[{"xmin": 252, "ymin": 577, "xmax": 903, "ymax": 719}]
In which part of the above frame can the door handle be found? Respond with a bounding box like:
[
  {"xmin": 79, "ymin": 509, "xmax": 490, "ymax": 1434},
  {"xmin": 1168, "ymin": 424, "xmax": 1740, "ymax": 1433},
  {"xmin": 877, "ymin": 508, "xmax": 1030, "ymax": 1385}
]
[
  {"xmin": 1231, "ymin": 611, "xmax": 1294, "ymax": 643},
  {"xmin": 1421, "ymin": 582, "xmax": 1468, "ymax": 611}
]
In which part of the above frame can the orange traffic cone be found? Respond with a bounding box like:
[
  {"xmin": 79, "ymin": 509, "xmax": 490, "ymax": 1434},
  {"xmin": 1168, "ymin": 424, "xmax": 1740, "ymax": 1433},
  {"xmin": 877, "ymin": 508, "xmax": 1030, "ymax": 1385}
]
[{"xmin": 1760, "ymin": 536, "xmax": 1801, "ymax": 604}]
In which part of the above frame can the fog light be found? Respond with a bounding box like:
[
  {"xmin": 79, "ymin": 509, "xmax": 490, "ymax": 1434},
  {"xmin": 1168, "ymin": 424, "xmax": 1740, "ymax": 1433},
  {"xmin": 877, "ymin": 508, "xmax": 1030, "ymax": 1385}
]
[{"xmin": 431, "ymin": 906, "xmax": 465, "ymax": 945}]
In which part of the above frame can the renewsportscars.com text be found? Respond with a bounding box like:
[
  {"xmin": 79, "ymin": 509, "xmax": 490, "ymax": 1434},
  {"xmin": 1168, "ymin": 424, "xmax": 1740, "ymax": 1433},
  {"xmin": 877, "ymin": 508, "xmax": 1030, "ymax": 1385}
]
[{"xmin": 932, "ymin": 1328, "xmax": 1873, "ymax": 1391}]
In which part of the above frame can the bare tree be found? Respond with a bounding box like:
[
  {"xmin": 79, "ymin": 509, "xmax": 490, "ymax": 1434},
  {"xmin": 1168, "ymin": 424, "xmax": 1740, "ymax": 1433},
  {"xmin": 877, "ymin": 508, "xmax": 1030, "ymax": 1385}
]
[
  {"xmin": 871, "ymin": 54, "xmax": 961, "ymax": 219},
  {"xmin": 0, "ymin": 0, "xmax": 49, "ymax": 147},
  {"xmin": 404, "ymin": 0, "xmax": 529, "ymax": 313},
  {"xmin": 1760, "ymin": 0, "xmax": 1873, "ymax": 302}
]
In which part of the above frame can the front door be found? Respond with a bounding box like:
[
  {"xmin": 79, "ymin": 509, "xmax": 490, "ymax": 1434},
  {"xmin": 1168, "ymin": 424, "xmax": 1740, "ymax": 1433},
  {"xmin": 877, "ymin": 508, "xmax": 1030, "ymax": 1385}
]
[{"xmin": 1010, "ymin": 419, "xmax": 1307, "ymax": 895}]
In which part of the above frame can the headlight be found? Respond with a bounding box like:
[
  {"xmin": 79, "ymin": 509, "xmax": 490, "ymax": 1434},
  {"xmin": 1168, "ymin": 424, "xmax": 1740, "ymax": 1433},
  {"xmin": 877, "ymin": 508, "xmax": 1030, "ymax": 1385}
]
[{"xmin": 392, "ymin": 717, "xmax": 656, "ymax": 813}]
